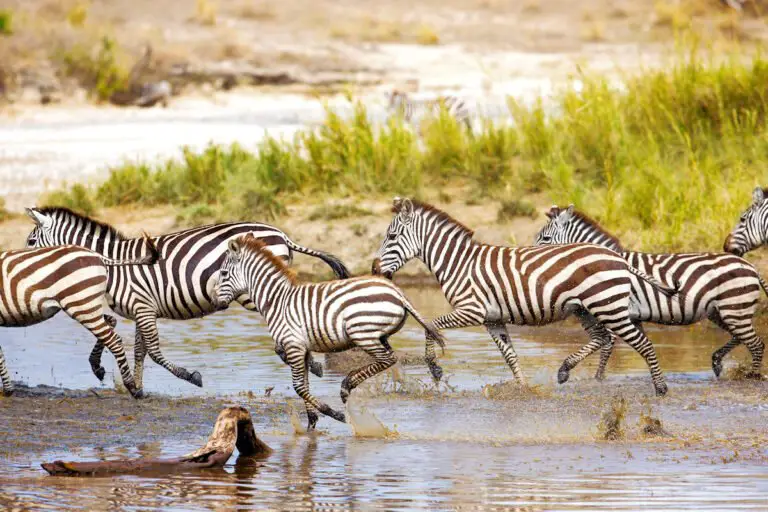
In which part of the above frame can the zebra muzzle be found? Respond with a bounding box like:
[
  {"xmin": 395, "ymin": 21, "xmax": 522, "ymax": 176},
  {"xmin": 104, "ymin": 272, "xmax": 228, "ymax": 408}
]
[
  {"xmin": 371, "ymin": 258, "xmax": 382, "ymax": 275},
  {"xmin": 722, "ymin": 234, "xmax": 741, "ymax": 255}
]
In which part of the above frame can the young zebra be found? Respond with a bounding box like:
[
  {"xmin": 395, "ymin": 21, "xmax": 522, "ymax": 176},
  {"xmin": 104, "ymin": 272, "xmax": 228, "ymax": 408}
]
[
  {"xmin": 213, "ymin": 235, "xmax": 444, "ymax": 430},
  {"xmin": 25, "ymin": 207, "xmax": 350, "ymax": 391},
  {"xmin": 387, "ymin": 90, "xmax": 472, "ymax": 130},
  {"xmin": 536, "ymin": 205, "xmax": 766, "ymax": 379},
  {"xmin": 0, "ymin": 242, "xmax": 158, "ymax": 398},
  {"xmin": 372, "ymin": 198, "xmax": 677, "ymax": 396}
]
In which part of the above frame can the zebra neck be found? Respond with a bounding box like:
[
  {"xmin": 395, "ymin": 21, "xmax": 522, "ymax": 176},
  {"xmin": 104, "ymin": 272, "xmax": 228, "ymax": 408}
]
[
  {"xmin": 421, "ymin": 229, "xmax": 474, "ymax": 289},
  {"xmin": 570, "ymin": 221, "xmax": 623, "ymax": 252},
  {"xmin": 249, "ymin": 273, "xmax": 292, "ymax": 315},
  {"xmin": 74, "ymin": 234, "xmax": 143, "ymax": 260}
]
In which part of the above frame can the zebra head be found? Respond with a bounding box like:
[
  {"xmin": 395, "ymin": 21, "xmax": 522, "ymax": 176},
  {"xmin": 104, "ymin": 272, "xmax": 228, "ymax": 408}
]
[
  {"xmin": 214, "ymin": 239, "xmax": 248, "ymax": 311},
  {"xmin": 373, "ymin": 197, "xmax": 420, "ymax": 279},
  {"xmin": 534, "ymin": 205, "xmax": 575, "ymax": 246},
  {"xmin": 724, "ymin": 187, "xmax": 768, "ymax": 256},
  {"xmin": 24, "ymin": 208, "xmax": 57, "ymax": 248}
]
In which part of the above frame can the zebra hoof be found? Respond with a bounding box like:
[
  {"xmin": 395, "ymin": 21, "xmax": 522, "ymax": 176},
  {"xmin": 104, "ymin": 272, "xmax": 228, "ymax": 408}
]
[
  {"xmin": 594, "ymin": 371, "xmax": 605, "ymax": 382},
  {"xmin": 654, "ymin": 382, "xmax": 668, "ymax": 397},
  {"xmin": 310, "ymin": 361, "xmax": 324, "ymax": 378},
  {"xmin": 745, "ymin": 371, "xmax": 764, "ymax": 380},
  {"xmin": 189, "ymin": 371, "xmax": 203, "ymax": 388},
  {"xmin": 2, "ymin": 388, "xmax": 14, "ymax": 397},
  {"xmin": 557, "ymin": 364, "xmax": 571, "ymax": 384},
  {"xmin": 712, "ymin": 357, "xmax": 723, "ymax": 378},
  {"xmin": 428, "ymin": 362, "xmax": 443, "ymax": 383},
  {"xmin": 307, "ymin": 411, "xmax": 319, "ymax": 431},
  {"xmin": 331, "ymin": 410, "xmax": 346, "ymax": 423},
  {"xmin": 94, "ymin": 366, "xmax": 106, "ymax": 382}
]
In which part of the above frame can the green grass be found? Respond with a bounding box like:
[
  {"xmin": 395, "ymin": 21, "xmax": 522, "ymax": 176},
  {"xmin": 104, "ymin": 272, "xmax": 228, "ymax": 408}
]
[
  {"xmin": 55, "ymin": 35, "xmax": 131, "ymax": 101},
  {"xmin": 0, "ymin": 9, "xmax": 13, "ymax": 36},
  {"xmin": 46, "ymin": 45, "xmax": 768, "ymax": 251}
]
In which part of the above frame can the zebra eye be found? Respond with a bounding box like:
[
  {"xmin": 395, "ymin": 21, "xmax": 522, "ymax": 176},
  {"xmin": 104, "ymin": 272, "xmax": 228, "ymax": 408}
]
[
  {"xmin": 387, "ymin": 233, "xmax": 398, "ymax": 241},
  {"xmin": 542, "ymin": 235, "xmax": 552, "ymax": 242},
  {"xmin": 220, "ymin": 269, "xmax": 229, "ymax": 278}
]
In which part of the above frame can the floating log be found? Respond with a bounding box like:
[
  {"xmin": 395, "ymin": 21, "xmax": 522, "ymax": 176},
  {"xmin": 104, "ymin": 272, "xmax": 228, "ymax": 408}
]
[{"xmin": 41, "ymin": 406, "xmax": 271, "ymax": 476}]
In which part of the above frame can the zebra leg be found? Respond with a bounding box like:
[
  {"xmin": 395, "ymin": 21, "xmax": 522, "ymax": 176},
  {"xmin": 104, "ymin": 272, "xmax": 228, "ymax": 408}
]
[
  {"xmin": 340, "ymin": 336, "xmax": 397, "ymax": 404},
  {"xmin": 275, "ymin": 340, "xmax": 323, "ymax": 378},
  {"xmin": 134, "ymin": 329, "xmax": 147, "ymax": 390},
  {"xmin": 711, "ymin": 311, "xmax": 764, "ymax": 378},
  {"xmin": 135, "ymin": 309, "xmax": 203, "ymax": 387},
  {"xmin": 86, "ymin": 314, "xmax": 118, "ymax": 382},
  {"xmin": 595, "ymin": 336, "xmax": 616, "ymax": 381},
  {"xmin": 485, "ymin": 322, "xmax": 526, "ymax": 384},
  {"xmin": 286, "ymin": 343, "xmax": 345, "ymax": 428},
  {"xmin": 597, "ymin": 315, "xmax": 667, "ymax": 396},
  {"xmin": 302, "ymin": 352, "xmax": 320, "ymax": 430},
  {"xmin": 77, "ymin": 315, "xmax": 143, "ymax": 399},
  {"xmin": 89, "ymin": 342, "xmax": 106, "ymax": 382},
  {"xmin": 708, "ymin": 311, "xmax": 742, "ymax": 378},
  {"xmin": 427, "ymin": 307, "xmax": 486, "ymax": 382},
  {"xmin": 558, "ymin": 309, "xmax": 613, "ymax": 384},
  {"xmin": 0, "ymin": 345, "xmax": 13, "ymax": 396}
]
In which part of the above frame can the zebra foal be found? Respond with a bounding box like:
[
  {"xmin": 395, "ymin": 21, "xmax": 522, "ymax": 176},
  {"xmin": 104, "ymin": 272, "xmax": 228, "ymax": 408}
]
[
  {"xmin": 386, "ymin": 90, "xmax": 472, "ymax": 130},
  {"xmin": 25, "ymin": 207, "xmax": 349, "ymax": 391},
  {"xmin": 536, "ymin": 205, "xmax": 766, "ymax": 379},
  {"xmin": 372, "ymin": 198, "xmax": 676, "ymax": 396},
  {"xmin": 213, "ymin": 235, "xmax": 444, "ymax": 430},
  {"xmin": 0, "ymin": 242, "xmax": 158, "ymax": 398}
]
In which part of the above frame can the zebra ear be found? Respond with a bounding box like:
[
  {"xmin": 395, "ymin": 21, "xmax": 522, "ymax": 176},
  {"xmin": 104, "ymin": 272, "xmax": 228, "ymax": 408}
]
[
  {"xmin": 556, "ymin": 205, "xmax": 574, "ymax": 226},
  {"xmin": 545, "ymin": 205, "xmax": 559, "ymax": 219},
  {"xmin": 26, "ymin": 208, "xmax": 52, "ymax": 229},
  {"xmin": 228, "ymin": 239, "xmax": 241, "ymax": 258},
  {"xmin": 399, "ymin": 198, "xmax": 414, "ymax": 224},
  {"xmin": 752, "ymin": 187, "xmax": 765, "ymax": 205}
]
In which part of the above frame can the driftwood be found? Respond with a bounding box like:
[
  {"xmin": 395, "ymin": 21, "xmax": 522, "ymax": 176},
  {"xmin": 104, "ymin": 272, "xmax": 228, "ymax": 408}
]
[{"xmin": 41, "ymin": 406, "xmax": 271, "ymax": 476}]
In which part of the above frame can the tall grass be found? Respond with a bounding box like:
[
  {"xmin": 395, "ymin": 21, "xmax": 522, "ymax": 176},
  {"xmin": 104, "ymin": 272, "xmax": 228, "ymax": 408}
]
[{"xmin": 48, "ymin": 48, "xmax": 768, "ymax": 250}]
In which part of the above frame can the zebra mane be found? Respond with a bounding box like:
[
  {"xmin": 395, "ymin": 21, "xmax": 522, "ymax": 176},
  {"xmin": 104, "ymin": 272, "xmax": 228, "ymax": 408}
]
[
  {"xmin": 398, "ymin": 200, "xmax": 475, "ymax": 238},
  {"xmin": 566, "ymin": 208, "xmax": 625, "ymax": 252},
  {"xmin": 36, "ymin": 207, "xmax": 128, "ymax": 241},
  {"xmin": 238, "ymin": 236, "xmax": 298, "ymax": 284}
]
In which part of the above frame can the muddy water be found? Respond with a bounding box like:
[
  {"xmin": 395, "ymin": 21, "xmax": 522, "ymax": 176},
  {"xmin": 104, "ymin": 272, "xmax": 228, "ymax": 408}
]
[{"xmin": 1, "ymin": 286, "xmax": 767, "ymax": 510}]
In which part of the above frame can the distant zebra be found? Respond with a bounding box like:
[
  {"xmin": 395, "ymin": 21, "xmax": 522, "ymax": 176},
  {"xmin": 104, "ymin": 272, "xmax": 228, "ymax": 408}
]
[
  {"xmin": 537, "ymin": 205, "xmax": 766, "ymax": 379},
  {"xmin": 0, "ymin": 242, "xmax": 159, "ymax": 397},
  {"xmin": 372, "ymin": 198, "xmax": 677, "ymax": 396},
  {"xmin": 213, "ymin": 235, "xmax": 444, "ymax": 430},
  {"xmin": 724, "ymin": 187, "xmax": 768, "ymax": 257},
  {"xmin": 25, "ymin": 207, "xmax": 350, "ymax": 391},
  {"xmin": 387, "ymin": 90, "xmax": 472, "ymax": 130}
]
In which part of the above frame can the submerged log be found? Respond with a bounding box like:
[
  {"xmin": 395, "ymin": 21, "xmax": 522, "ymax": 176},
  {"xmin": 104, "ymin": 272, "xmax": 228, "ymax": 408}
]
[{"xmin": 41, "ymin": 406, "xmax": 271, "ymax": 476}]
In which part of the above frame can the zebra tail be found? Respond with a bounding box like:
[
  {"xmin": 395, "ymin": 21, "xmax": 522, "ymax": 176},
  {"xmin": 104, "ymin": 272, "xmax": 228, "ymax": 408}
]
[
  {"xmin": 100, "ymin": 234, "xmax": 160, "ymax": 266},
  {"xmin": 284, "ymin": 238, "xmax": 351, "ymax": 279},
  {"xmin": 400, "ymin": 294, "xmax": 446, "ymax": 349},
  {"xmin": 628, "ymin": 265, "xmax": 679, "ymax": 298},
  {"xmin": 758, "ymin": 274, "xmax": 768, "ymax": 298}
]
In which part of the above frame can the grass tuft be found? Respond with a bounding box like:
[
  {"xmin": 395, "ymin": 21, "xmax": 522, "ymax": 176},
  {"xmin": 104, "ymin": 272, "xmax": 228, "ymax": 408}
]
[
  {"xmin": 497, "ymin": 198, "xmax": 538, "ymax": 221},
  {"xmin": 308, "ymin": 204, "xmax": 374, "ymax": 221},
  {"xmin": 0, "ymin": 9, "xmax": 13, "ymax": 36}
]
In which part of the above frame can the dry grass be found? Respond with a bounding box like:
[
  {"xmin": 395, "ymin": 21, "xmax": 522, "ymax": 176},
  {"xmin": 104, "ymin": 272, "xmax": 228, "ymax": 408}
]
[
  {"xmin": 416, "ymin": 24, "xmax": 440, "ymax": 45},
  {"xmin": 192, "ymin": 0, "xmax": 217, "ymax": 26},
  {"xmin": 581, "ymin": 19, "xmax": 607, "ymax": 42},
  {"xmin": 234, "ymin": 2, "xmax": 276, "ymax": 21}
]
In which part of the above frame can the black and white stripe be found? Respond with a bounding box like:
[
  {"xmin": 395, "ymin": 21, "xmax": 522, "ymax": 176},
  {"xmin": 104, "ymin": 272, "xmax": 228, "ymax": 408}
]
[
  {"xmin": 724, "ymin": 187, "xmax": 768, "ymax": 257},
  {"xmin": 372, "ymin": 198, "xmax": 676, "ymax": 396},
  {"xmin": 537, "ymin": 204, "xmax": 766, "ymax": 379},
  {"xmin": 0, "ymin": 243, "xmax": 158, "ymax": 397},
  {"xmin": 24, "ymin": 207, "xmax": 350, "ymax": 391},
  {"xmin": 387, "ymin": 90, "xmax": 472, "ymax": 129},
  {"xmin": 213, "ymin": 235, "xmax": 444, "ymax": 430}
]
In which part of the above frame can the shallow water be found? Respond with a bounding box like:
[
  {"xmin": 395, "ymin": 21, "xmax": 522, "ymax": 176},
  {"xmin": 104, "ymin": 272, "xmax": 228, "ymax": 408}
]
[{"xmin": 1, "ymin": 285, "xmax": 766, "ymax": 510}]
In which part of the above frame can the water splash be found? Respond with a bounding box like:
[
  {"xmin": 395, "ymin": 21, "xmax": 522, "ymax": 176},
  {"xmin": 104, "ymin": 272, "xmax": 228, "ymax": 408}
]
[
  {"xmin": 287, "ymin": 402, "xmax": 306, "ymax": 435},
  {"xmin": 346, "ymin": 397, "xmax": 395, "ymax": 438}
]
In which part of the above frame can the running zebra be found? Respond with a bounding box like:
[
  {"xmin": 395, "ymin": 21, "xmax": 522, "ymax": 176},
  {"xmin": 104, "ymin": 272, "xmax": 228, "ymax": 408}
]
[
  {"xmin": 213, "ymin": 235, "xmax": 444, "ymax": 430},
  {"xmin": 387, "ymin": 90, "xmax": 472, "ymax": 130},
  {"xmin": 537, "ymin": 205, "xmax": 766, "ymax": 379},
  {"xmin": 372, "ymin": 198, "xmax": 676, "ymax": 396},
  {"xmin": 0, "ymin": 242, "xmax": 159, "ymax": 397},
  {"xmin": 724, "ymin": 187, "xmax": 768, "ymax": 257},
  {"xmin": 25, "ymin": 207, "xmax": 350, "ymax": 391}
]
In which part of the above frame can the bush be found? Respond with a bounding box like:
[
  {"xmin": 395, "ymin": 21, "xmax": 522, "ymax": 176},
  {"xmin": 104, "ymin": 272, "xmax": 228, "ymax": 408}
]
[
  {"xmin": 45, "ymin": 47, "xmax": 768, "ymax": 251},
  {"xmin": 56, "ymin": 36, "xmax": 130, "ymax": 101},
  {"xmin": 44, "ymin": 184, "xmax": 97, "ymax": 216}
]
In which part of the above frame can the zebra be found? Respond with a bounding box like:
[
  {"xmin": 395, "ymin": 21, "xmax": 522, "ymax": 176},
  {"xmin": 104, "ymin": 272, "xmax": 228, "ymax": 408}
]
[
  {"xmin": 724, "ymin": 187, "xmax": 768, "ymax": 257},
  {"xmin": 213, "ymin": 234, "xmax": 445, "ymax": 430},
  {"xmin": 386, "ymin": 90, "xmax": 472, "ymax": 130},
  {"xmin": 0, "ymin": 241, "xmax": 159, "ymax": 398},
  {"xmin": 372, "ymin": 198, "xmax": 677, "ymax": 396},
  {"xmin": 536, "ymin": 204, "xmax": 766, "ymax": 379},
  {"xmin": 24, "ymin": 207, "xmax": 351, "ymax": 392}
]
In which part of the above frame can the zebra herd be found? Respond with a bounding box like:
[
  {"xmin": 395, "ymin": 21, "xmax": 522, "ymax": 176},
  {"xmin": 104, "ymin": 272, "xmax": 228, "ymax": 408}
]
[{"xmin": 1, "ymin": 188, "xmax": 766, "ymax": 430}]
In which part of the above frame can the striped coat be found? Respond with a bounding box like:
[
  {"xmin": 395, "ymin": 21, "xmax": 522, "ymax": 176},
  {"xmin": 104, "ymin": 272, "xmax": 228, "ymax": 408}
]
[
  {"xmin": 25, "ymin": 207, "xmax": 349, "ymax": 391},
  {"xmin": 0, "ymin": 243, "xmax": 158, "ymax": 397},
  {"xmin": 373, "ymin": 198, "xmax": 674, "ymax": 396},
  {"xmin": 387, "ymin": 90, "xmax": 472, "ymax": 129},
  {"xmin": 536, "ymin": 205, "xmax": 765, "ymax": 379},
  {"xmin": 213, "ymin": 235, "xmax": 444, "ymax": 430}
]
